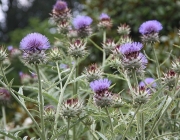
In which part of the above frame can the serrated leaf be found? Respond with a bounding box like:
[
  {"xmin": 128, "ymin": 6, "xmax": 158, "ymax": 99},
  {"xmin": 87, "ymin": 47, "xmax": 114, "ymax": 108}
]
[
  {"xmin": 16, "ymin": 87, "xmax": 38, "ymax": 104},
  {"xmin": 23, "ymin": 136, "xmax": 28, "ymax": 140},
  {"xmin": 8, "ymin": 78, "xmax": 14, "ymax": 87},
  {"xmin": 0, "ymin": 131, "xmax": 18, "ymax": 140},
  {"xmin": 18, "ymin": 87, "xmax": 25, "ymax": 105},
  {"xmin": 96, "ymin": 131, "xmax": 108, "ymax": 140},
  {"xmin": 30, "ymin": 137, "xmax": 37, "ymax": 140},
  {"xmin": 14, "ymin": 131, "xmax": 22, "ymax": 139}
]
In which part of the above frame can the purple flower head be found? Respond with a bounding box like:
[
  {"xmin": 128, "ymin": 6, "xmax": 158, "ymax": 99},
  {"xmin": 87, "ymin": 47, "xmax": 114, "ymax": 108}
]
[
  {"xmin": 139, "ymin": 20, "xmax": 163, "ymax": 35},
  {"xmin": 90, "ymin": 78, "xmax": 111, "ymax": 93},
  {"xmin": 119, "ymin": 42, "xmax": 143, "ymax": 55},
  {"xmin": 20, "ymin": 33, "xmax": 50, "ymax": 51},
  {"xmin": 139, "ymin": 78, "xmax": 156, "ymax": 88},
  {"xmin": 73, "ymin": 15, "xmax": 93, "ymax": 30},
  {"xmin": 53, "ymin": 0, "xmax": 67, "ymax": 11},
  {"xmin": 99, "ymin": 13, "xmax": 110, "ymax": 20}
]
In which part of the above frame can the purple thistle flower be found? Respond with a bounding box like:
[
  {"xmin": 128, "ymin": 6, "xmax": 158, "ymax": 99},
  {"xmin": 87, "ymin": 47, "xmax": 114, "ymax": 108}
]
[
  {"xmin": 20, "ymin": 33, "xmax": 50, "ymax": 51},
  {"xmin": 90, "ymin": 78, "xmax": 111, "ymax": 93},
  {"xmin": 139, "ymin": 78, "xmax": 156, "ymax": 88},
  {"xmin": 99, "ymin": 13, "xmax": 110, "ymax": 20},
  {"xmin": 53, "ymin": 0, "xmax": 67, "ymax": 11},
  {"xmin": 119, "ymin": 42, "xmax": 143, "ymax": 55},
  {"xmin": 139, "ymin": 20, "xmax": 163, "ymax": 35},
  {"xmin": 72, "ymin": 15, "xmax": 93, "ymax": 30}
]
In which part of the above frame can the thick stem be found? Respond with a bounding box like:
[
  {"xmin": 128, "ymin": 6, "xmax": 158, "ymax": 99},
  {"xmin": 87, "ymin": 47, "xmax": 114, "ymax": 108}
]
[
  {"xmin": 56, "ymin": 62, "xmax": 62, "ymax": 89},
  {"xmin": 152, "ymin": 46, "xmax": 161, "ymax": 78},
  {"xmin": 54, "ymin": 63, "xmax": 76, "ymax": 130},
  {"xmin": 73, "ymin": 125, "xmax": 76, "ymax": 140},
  {"xmin": 141, "ymin": 112, "xmax": 145, "ymax": 140},
  {"xmin": 122, "ymin": 105, "xmax": 141, "ymax": 140},
  {"xmin": 65, "ymin": 119, "xmax": 70, "ymax": 140},
  {"xmin": 2, "ymin": 106, "xmax": 7, "ymax": 140},
  {"xmin": 102, "ymin": 31, "xmax": 106, "ymax": 70},
  {"xmin": 35, "ymin": 65, "xmax": 46, "ymax": 140},
  {"xmin": 104, "ymin": 107, "xmax": 114, "ymax": 139}
]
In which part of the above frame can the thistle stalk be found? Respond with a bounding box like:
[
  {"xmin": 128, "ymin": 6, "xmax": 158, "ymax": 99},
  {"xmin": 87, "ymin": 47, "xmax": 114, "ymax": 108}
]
[
  {"xmin": 65, "ymin": 119, "xmax": 70, "ymax": 140},
  {"xmin": 152, "ymin": 45, "xmax": 161, "ymax": 78},
  {"xmin": 35, "ymin": 64, "xmax": 46, "ymax": 140},
  {"xmin": 102, "ymin": 31, "xmax": 106, "ymax": 70},
  {"xmin": 2, "ymin": 106, "xmax": 7, "ymax": 140}
]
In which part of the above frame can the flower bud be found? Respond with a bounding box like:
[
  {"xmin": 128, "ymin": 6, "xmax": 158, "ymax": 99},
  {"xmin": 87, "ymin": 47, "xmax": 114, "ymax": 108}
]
[
  {"xmin": 68, "ymin": 39, "xmax": 87, "ymax": 58},
  {"xmin": 57, "ymin": 21, "xmax": 70, "ymax": 34},
  {"xmin": 117, "ymin": 24, "xmax": 131, "ymax": 36},
  {"xmin": 61, "ymin": 98, "xmax": 83, "ymax": 118},
  {"xmin": 133, "ymin": 87, "xmax": 151, "ymax": 105},
  {"xmin": 49, "ymin": 47, "xmax": 62, "ymax": 61},
  {"xmin": 44, "ymin": 105, "xmax": 56, "ymax": 121},
  {"xmin": 84, "ymin": 116, "xmax": 94, "ymax": 126},
  {"xmin": 162, "ymin": 70, "xmax": 178, "ymax": 90},
  {"xmin": 102, "ymin": 39, "xmax": 117, "ymax": 54},
  {"xmin": 84, "ymin": 64, "xmax": 103, "ymax": 82}
]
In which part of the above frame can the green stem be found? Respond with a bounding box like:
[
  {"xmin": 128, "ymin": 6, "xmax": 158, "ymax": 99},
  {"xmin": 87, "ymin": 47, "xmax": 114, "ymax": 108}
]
[
  {"xmin": 152, "ymin": 46, "xmax": 161, "ymax": 78},
  {"xmin": 74, "ymin": 61, "xmax": 79, "ymax": 96},
  {"xmin": 122, "ymin": 105, "xmax": 141, "ymax": 140},
  {"xmin": 73, "ymin": 125, "xmax": 76, "ymax": 140},
  {"xmin": 56, "ymin": 62, "xmax": 63, "ymax": 89},
  {"xmin": 35, "ymin": 65, "xmax": 46, "ymax": 140},
  {"xmin": 54, "ymin": 63, "xmax": 76, "ymax": 131},
  {"xmin": 173, "ymin": 74, "xmax": 179, "ymax": 131},
  {"xmin": 133, "ymin": 71, "xmax": 138, "ymax": 87},
  {"xmin": 88, "ymin": 38, "xmax": 103, "ymax": 51},
  {"xmin": 2, "ymin": 106, "xmax": 7, "ymax": 140},
  {"xmin": 65, "ymin": 119, "xmax": 70, "ymax": 140},
  {"xmin": 104, "ymin": 107, "xmax": 114, "ymax": 139},
  {"xmin": 102, "ymin": 31, "xmax": 106, "ymax": 70},
  {"xmin": 141, "ymin": 112, "xmax": 145, "ymax": 140}
]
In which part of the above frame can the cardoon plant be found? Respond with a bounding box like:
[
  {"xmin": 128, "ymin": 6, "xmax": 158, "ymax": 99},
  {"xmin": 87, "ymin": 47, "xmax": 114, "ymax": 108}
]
[{"xmin": 1, "ymin": 1, "xmax": 180, "ymax": 140}]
